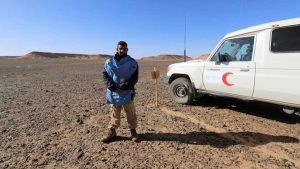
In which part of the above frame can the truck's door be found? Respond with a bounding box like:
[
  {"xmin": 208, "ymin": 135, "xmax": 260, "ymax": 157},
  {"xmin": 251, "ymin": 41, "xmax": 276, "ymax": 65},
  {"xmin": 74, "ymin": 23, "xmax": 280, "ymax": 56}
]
[{"xmin": 203, "ymin": 36, "xmax": 256, "ymax": 97}]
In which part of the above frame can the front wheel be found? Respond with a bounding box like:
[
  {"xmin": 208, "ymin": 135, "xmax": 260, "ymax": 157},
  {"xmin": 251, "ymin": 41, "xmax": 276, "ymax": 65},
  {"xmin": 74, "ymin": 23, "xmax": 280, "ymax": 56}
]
[{"xmin": 169, "ymin": 78, "xmax": 195, "ymax": 104}]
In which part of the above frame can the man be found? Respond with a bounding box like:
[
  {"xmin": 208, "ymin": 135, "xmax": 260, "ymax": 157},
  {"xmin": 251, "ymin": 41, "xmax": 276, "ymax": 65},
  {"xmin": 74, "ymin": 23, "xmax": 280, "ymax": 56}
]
[
  {"xmin": 241, "ymin": 45, "xmax": 253, "ymax": 61},
  {"xmin": 101, "ymin": 41, "xmax": 139, "ymax": 143}
]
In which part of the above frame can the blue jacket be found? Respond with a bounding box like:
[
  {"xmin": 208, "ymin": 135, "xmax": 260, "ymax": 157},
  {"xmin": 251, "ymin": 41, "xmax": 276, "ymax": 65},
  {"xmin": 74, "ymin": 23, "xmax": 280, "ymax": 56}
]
[{"xmin": 103, "ymin": 54, "xmax": 138, "ymax": 106}]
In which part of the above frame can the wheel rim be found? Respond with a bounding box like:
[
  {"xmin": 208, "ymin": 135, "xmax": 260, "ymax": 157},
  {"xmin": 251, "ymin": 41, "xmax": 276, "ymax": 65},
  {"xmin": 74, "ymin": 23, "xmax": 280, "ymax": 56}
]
[
  {"xmin": 175, "ymin": 85, "xmax": 187, "ymax": 97},
  {"xmin": 283, "ymin": 107, "xmax": 295, "ymax": 114}
]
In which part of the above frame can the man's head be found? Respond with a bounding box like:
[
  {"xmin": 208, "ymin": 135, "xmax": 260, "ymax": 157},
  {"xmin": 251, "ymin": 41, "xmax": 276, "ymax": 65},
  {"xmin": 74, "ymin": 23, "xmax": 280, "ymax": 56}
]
[
  {"xmin": 116, "ymin": 41, "xmax": 128, "ymax": 57},
  {"xmin": 246, "ymin": 45, "xmax": 253, "ymax": 55}
]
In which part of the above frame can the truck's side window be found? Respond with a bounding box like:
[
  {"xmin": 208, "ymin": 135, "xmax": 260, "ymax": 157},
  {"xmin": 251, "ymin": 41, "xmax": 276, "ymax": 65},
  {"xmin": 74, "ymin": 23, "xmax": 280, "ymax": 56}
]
[
  {"xmin": 211, "ymin": 36, "xmax": 254, "ymax": 62},
  {"xmin": 271, "ymin": 25, "xmax": 300, "ymax": 52}
]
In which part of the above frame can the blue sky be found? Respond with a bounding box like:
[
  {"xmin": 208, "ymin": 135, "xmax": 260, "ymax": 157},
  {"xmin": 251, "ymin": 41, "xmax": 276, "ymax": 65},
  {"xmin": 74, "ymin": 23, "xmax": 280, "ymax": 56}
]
[{"xmin": 0, "ymin": 0, "xmax": 300, "ymax": 58}]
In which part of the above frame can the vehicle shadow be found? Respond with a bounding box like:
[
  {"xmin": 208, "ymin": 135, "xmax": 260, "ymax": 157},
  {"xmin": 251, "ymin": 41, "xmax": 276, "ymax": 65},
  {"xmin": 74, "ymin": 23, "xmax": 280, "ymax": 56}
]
[
  {"xmin": 191, "ymin": 96, "xmax": 300, "ymax": 124},
  {"xmin": 139, "ymin": 131, "xmax": 299, "ymax": 148}
]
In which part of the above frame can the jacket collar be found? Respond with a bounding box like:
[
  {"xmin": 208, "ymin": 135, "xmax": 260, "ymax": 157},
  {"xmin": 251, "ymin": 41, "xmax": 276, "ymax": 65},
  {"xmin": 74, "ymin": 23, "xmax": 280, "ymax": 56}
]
[{"xmin": 114, "ymin": 53, "xmax": 128, "ymax": 61}]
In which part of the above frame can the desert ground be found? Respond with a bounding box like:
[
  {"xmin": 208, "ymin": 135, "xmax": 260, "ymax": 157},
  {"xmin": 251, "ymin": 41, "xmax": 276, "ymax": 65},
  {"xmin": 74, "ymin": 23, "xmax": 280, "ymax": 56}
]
[{"xmin": 0, "ymin": 58, "xmax": 300, "ymax": 169}]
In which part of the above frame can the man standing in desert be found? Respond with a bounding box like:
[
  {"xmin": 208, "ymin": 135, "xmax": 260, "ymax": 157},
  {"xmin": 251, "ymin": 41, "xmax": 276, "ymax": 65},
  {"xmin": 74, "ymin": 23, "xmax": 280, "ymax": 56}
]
[{"xmin": 101, "ymin": 41, "xmax": 139, "ymax": 143}]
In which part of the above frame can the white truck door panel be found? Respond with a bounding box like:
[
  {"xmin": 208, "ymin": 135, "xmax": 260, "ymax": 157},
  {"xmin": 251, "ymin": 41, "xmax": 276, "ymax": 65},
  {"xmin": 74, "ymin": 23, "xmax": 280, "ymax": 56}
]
[
  {"xmin": 203, "ymin": 36, "xmax": 256, "ymax": 97},
  {"xmin": 203, "ymin": 62, "xmax": 255, "ymax": 97}
]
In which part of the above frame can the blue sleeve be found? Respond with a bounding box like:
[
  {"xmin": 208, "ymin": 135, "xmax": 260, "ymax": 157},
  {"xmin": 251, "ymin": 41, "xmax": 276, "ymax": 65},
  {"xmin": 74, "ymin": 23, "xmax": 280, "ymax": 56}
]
[{"xmin": 102, "ymin": 63, "xmax": 118, "ymax": 92}]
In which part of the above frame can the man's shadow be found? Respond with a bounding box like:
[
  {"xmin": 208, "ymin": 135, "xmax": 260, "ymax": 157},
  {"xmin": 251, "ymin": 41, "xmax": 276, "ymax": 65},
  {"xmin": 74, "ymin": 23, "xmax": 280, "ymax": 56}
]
[
  {"xmin": 107, "ymin": 131, "xmax": 298, "ymax": 148},
  {"xmin": 136, "ymin": 131, "xmax": 298, "ymax": 148},
  {"xmin": 191, "ymin": 95, "xmax": 300, "ymax": 124}
]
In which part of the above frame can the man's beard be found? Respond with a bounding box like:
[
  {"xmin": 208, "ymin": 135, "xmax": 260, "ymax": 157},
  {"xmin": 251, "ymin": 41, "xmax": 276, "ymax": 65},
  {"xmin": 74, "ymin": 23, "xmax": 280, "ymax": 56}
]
[{"xmin": 117, "ymin": 53, "xmax": 127, "ymax": 57}]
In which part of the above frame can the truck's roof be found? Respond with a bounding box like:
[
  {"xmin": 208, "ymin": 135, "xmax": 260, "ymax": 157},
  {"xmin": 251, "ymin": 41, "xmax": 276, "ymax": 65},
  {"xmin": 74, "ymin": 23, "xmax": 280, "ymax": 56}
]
[{"xmin": 224, "ymin": 17, "xmax": 300, "ymax": 38}]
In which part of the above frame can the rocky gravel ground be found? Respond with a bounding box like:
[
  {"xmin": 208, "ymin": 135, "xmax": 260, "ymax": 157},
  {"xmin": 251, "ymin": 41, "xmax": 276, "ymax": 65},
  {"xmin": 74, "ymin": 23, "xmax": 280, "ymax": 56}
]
[{"xmin": 0, "ymin": 58, "xmax": 300, "ymax": 169}]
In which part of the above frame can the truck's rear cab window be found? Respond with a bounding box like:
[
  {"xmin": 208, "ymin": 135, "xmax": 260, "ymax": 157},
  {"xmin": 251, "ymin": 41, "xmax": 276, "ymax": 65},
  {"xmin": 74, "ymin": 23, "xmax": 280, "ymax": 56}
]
[{"xmin": 271, "ymin": 25, "xmax": 300, "ymax": 52}]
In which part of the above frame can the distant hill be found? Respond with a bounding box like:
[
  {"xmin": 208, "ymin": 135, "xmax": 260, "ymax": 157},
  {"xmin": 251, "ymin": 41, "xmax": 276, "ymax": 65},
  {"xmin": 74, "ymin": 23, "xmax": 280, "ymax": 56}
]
[
  {"xmin": 19, "ymin": 51, "xmax": 112, "ymax": 60},
  {"xmin": 194, "ymin": 54, "xmax": 210, "ymax": 60},
  {"xmin": 140, "ymin": 55, "xmax": 192, "ymax": 61},
  {"xmin": 0, "ymin": 56, "xmax": 19, "ymax": 59}
]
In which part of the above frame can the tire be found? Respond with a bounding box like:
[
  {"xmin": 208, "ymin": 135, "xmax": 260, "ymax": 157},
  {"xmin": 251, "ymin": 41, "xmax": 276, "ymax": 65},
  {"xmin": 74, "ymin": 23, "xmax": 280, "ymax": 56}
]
[{"xmin": 169, "ymin": 78, "xmax": 195, "ymax": 104}]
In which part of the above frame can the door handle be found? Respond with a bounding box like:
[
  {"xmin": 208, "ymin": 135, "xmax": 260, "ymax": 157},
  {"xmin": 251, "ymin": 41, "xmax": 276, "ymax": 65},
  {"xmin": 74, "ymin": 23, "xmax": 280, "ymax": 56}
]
[
  {"xmin": 208, "ymin": 68, "xmax": 220, "ymax": 71},
  {"xmin": 240, "ymin": 68, "xmax": 250, "ymax": 72}
]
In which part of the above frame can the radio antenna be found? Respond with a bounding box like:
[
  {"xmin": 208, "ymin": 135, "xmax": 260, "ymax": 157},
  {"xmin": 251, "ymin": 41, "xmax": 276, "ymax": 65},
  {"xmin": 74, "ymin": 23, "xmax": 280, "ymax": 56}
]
[{"xmin": 184, "ymin": 15, "xmax": 187, "ymax": 62}]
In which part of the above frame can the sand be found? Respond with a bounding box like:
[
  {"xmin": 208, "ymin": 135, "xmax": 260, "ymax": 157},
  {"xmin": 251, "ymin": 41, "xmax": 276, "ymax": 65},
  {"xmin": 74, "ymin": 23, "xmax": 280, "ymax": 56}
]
[{"xmin": 0, "ymin": 58, "xmax": 299, "ymax": 168}]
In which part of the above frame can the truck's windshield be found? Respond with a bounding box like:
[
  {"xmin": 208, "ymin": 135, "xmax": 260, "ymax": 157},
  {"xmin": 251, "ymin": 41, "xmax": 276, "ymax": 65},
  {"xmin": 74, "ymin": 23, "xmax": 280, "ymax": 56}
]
[{"xmin": 211, "ymin": 36, "xmax": 254, "ymax": 62}]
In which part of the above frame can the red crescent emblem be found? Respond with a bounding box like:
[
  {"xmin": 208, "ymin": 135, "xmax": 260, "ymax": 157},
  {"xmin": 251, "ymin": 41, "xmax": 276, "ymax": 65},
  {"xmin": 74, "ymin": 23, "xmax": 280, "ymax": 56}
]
[{"xmin": 222, "ymin": 72, "xmax": 234, "ymax": 86}]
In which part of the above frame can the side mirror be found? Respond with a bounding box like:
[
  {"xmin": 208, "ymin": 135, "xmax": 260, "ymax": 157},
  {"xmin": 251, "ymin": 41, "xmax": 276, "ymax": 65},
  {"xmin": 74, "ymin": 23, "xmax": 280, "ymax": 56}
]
[{"xmin": 215, "ymin": 53, "xmax": 222, "ymax": 65}]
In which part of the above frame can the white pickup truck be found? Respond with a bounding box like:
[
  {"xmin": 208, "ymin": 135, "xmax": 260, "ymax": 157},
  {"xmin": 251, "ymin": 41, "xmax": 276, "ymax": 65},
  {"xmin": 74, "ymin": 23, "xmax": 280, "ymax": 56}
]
[{"xmin": 164, "ymin": 18, "xmax": 300, "ymax": 115}]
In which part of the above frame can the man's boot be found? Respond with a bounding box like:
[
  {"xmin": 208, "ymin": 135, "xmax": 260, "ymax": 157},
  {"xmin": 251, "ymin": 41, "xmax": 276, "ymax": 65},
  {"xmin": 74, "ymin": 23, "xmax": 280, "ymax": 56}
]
[
  {"xmin": 101, "ymin": 128, "xmax": 116, "ymax": 143},
  {"xmin": 130, "ymin": 129, "xmax": 138, "ymax": 142}
]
